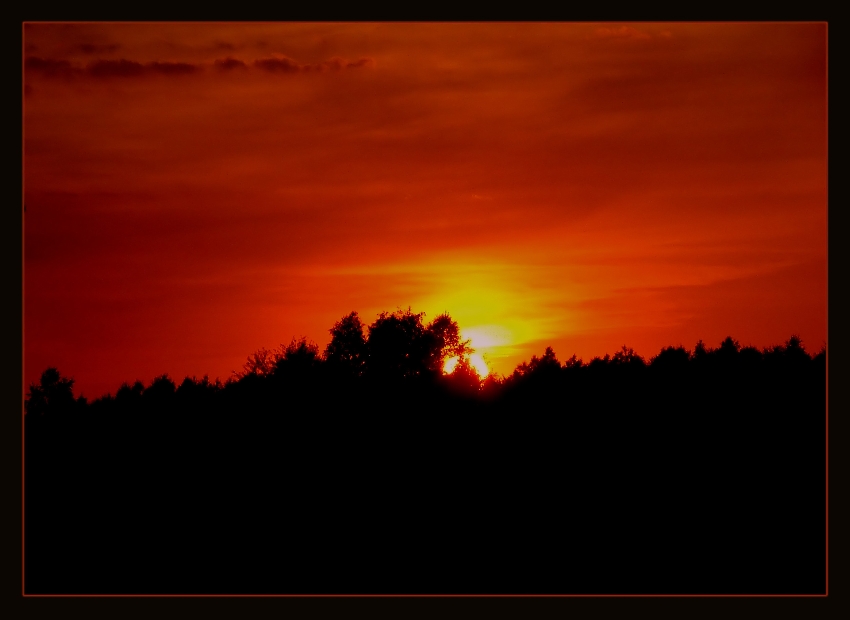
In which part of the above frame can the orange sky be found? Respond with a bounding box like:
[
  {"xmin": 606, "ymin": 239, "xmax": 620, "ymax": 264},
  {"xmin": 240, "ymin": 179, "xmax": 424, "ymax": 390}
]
[{"xmin": 23, "ymin": 23, "xmax": 827, "ymax": 400}]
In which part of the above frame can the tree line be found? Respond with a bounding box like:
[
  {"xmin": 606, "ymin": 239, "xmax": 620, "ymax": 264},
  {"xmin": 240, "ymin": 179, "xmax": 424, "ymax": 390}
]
[
  {"xmin": 25, "ymin": 307, "xmax": 826, "ymax": 417},
  {"xmin": 23, "ymin": 307, "xmax": 826, "ymax": 595}
]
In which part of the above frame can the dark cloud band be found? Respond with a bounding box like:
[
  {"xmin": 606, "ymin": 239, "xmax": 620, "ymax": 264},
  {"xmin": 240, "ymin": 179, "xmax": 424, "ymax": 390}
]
[
  {"xmin": 25, "ymin": 55, "xmax": 374, "ymax": 80},
  {"xmin": 25, "ymin": 56, "xmax": 201, "ymax": 79},
  {"xmin": 253, "ymin": 55, "xmax": 375, "ymax": 73}
]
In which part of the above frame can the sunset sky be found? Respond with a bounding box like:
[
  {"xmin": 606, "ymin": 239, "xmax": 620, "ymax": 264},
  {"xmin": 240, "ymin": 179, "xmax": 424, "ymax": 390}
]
[{"xmin": 23, "ymin": 23, "xmax": 827, "ymax": 400}]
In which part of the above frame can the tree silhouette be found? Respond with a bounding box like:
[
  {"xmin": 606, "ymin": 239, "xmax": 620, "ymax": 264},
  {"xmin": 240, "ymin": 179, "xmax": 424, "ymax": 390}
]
[
  {"xmin": 587, "ymin": 353, "xmax": 611, "ymax": 369},
  {"xmin": 650, "ymin": 346, "xmax": 690, "ymax": 370},
  {"xmin": 738, "ymin": 345, "xmax": 763, "ymax": 369},
  {"xmin": 324, "ymin": 311, "xmax": 367, "ymax": 376},
  {"xmin": 531, "ymin": 346, "xmax": 560, "ymax": 372},
  {"xmin": 22, "ymin": 310, "xmax": 826, "ymax": 595},
  {"xmin": 426, "ymin": 312, "xmax": 470, "ymax": 372},
  {"xmin": 783, "ymin": 334, "xmax": 811, "ymax": 366},
  {"xmin": 716, "ymin": 336, "xmax": 741, "ymax": 363},
  {"xmin": 234, "ymin": 346, "xmax": 283, "ymax": 379},
  {"xmin": 562, "ymin": 354, "xmax": 584, "ymax": 369},
  {"xmin": 25, "ymin": 368, "xmax": 76, "ymax": 416},
  {"xmin": 365, "ymin": 308, "xmax": 436, "ymax": 380},
  {"xmin": 115, "ymin": 380, "xmax": 145, "ymax": 413},
  {"xmin": 176, "ymin": 375, "xmax": 222, "ymax": 405},
  {"xmin": 611, "ymin": 345, "xmax": 645, "ymax": 367},
  {"xmin": 143, "ymin": 374, "xmax": 176, "ymax": 407},
  {"xmin": 509, "ymin": 346, "xmax": 560, "ymax": 384},
  {"xmin": 443, "ymin": 355, "xmax": 483, "ymax": 395},
  {"xmin": 691, "ymin": 339, "xmax": 712, "ymax": 368},
  {"xmin": 274, "ymin": 337, "xmax": 322, "ymax": 377}
]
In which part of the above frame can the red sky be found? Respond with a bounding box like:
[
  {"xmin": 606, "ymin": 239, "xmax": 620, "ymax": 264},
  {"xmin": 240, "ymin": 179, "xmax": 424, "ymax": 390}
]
[{"xmin": 23, "ymin": 23, "xmax": 827, "ymax": 400}]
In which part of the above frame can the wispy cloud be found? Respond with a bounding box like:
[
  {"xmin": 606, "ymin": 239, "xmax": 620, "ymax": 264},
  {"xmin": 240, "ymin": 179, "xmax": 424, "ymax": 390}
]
[
  {"xmin": 214, "ymin": 57, "xmax": 248, "ymax": 71},
  {"xmin": 253, "ymin": 54, "xmax": 375, "ymax": 73},
  {"xmin": 24, "ymin": 56, "xmax": 76, "ymax": 77},
  {"xmin": 25, "ymin": 56, "xmax": 201, "ymax": 79},
  {"xmin": 147, "ymin": 61, "xmax": 199, "ymax": 76},
  {"xmin": 25, "ymin": 54, "xmax": 374, "ymax": 81}
]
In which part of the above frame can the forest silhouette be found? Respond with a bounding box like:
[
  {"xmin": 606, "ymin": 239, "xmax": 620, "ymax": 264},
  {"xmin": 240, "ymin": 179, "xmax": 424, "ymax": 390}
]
[{"xmin": 24, "ymin": 308, "xmax": 826, "ymax": 595}]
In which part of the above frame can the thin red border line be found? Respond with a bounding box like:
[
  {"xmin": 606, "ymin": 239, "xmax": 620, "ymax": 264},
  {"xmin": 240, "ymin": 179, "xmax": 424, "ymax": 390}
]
[
  {"xmin": 823, "ymin": 19, "xmax": 829, "ymax": 599},
  {"xmin": 21, "ymin": 19, "xmax": 27, "ymax": 599},
  {"xmin": 21, "ymin": 594, "xmax": 830, "ymax": 598},
  {"xmin": 19, "ymin": 20, "xmax": 831, "ymax": 24}
]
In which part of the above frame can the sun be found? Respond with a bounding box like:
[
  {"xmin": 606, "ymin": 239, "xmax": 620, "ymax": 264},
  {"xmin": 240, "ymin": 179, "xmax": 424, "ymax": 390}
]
[
  {"xmin": 442, "ymin": 353, "xmax": 489, "ymax": 378},
  {"xmin": 468, "ymin": 353, "xmax": 489, "ymax": 377}
]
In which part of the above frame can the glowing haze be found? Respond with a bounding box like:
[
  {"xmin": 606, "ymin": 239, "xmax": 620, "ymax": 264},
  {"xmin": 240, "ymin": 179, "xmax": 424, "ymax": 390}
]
[{"xmin": 23, "ymin": 23, "xmax": 827, "ymax": 399}]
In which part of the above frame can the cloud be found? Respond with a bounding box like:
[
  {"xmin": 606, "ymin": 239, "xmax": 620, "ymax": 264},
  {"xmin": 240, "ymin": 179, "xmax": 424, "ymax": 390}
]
[
  {"xmin": 24, "ymin": 56, "xmax": 78, "ymax": 78},
  {"xmin": 87, "ymin": 58, "xmax": 146, "ymax": 77},
  {"xmin": 147, "ymin": 61, "xmax": 200, "ymax": 75},
  {"xmin": 253, "ymin": 55, "xmax": 301, "ymax": 72},
  {"xmin": 313, "ymin": 56, "xmax": 375, "ymax": 71},
  {"xmin": 346, "ymin": 57, "xmax": 375, "ymax": 69},
  {"xmin": 26, "ymin": 53, "xmax": 373, "ymax": 84},
  {"xmin": 253, "ymin": 54, "xmax": 375, "ymax": 73},
  {"xmin": 214, "ymin": 57, "xmax": 248, "ymax": 71},
  {"xmin": 26, "ymin": 56, "xmax": 202, "ymax": 79}
]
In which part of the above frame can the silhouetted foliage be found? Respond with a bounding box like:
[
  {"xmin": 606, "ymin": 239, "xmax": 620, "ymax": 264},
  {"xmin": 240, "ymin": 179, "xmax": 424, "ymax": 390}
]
[
  {"xmin": 143, "ymin": 373, "xmax": 176, "ymax": 404},
  {"xmin": 24, "ymin": 318, "xmax": 826, "ymax": 596},
  {"xmin": 234, "ymin": 346, "xmax": 283, "ymax": 378},
  {"xmin": 611, "ymin": 344, "xmax": 646, "ymax": 368},
  {"xmin": 692, "ymin": 338, "xmax": 712, "ymax": 363},
  {"xmin": 588, "ymin": 353, "xmax": 611, "ymax": 369},
  {"xmin": 562, "ymin": 353, "xmax": 584, "ymax": 369},
  {"xmin": 510, "ymin": 346, "xmax": 560, "ymax": 381},
  {"xmin": 324, "ymin": 311, "xmax": 367, "ymax": 376},
  {"xmin": 25, "ymin": 367, "xmax": 77, "ymax": 416},
  {"xmin": 650, "ymin": 345, "xmax": 690, "ymax": 370},
  {"xmin": 364, "ymin": 307, "xmax": 436, "ymax": 380},
  {"xmin": 116, "ymin": 380, "xmax": 145, "ymax": 403},
  {"xmin": 442, "ymin": 355, "xmax": 482, "ymax": 396},
  {"xmin": 276, "ymin": 336, "xmax": 321, "ymax": 371},
  {"xmin": 784, "ymin": 334, "xmax": 812, "ymax": 366},
  {"xmin": 426, "ymin": 312, "xmax": 470, "ymax": 372}
]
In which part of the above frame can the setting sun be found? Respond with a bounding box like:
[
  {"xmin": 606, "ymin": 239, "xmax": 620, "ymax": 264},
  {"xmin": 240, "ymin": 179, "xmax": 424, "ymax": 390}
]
[
  {"xmin": 468, "ymin": 353, "xmax": 489, "ymax": 378},
  {"xmin": 442, "ymin": 352, "xmax": 490, "ymax": 378}
]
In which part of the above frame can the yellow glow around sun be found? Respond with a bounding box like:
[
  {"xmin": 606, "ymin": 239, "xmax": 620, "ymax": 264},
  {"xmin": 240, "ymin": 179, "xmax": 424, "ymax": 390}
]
[
  {"xmin": 461, "ymin": 325, "xmax": 512, "ymax": 350},
  {"xmin": 323, "ymin": 255, "xmax": 576, "ymax": 377},
  {"xmin": 468, "ymin": 352, "xmax": 489, "ymax": 377},
  {"xmin": 442, "ymin": 353, "xmax": 489, "ymax": 378},
  {"xmin": 415, "ymin": 265, "xmax": 559, "ymax": 377}
]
